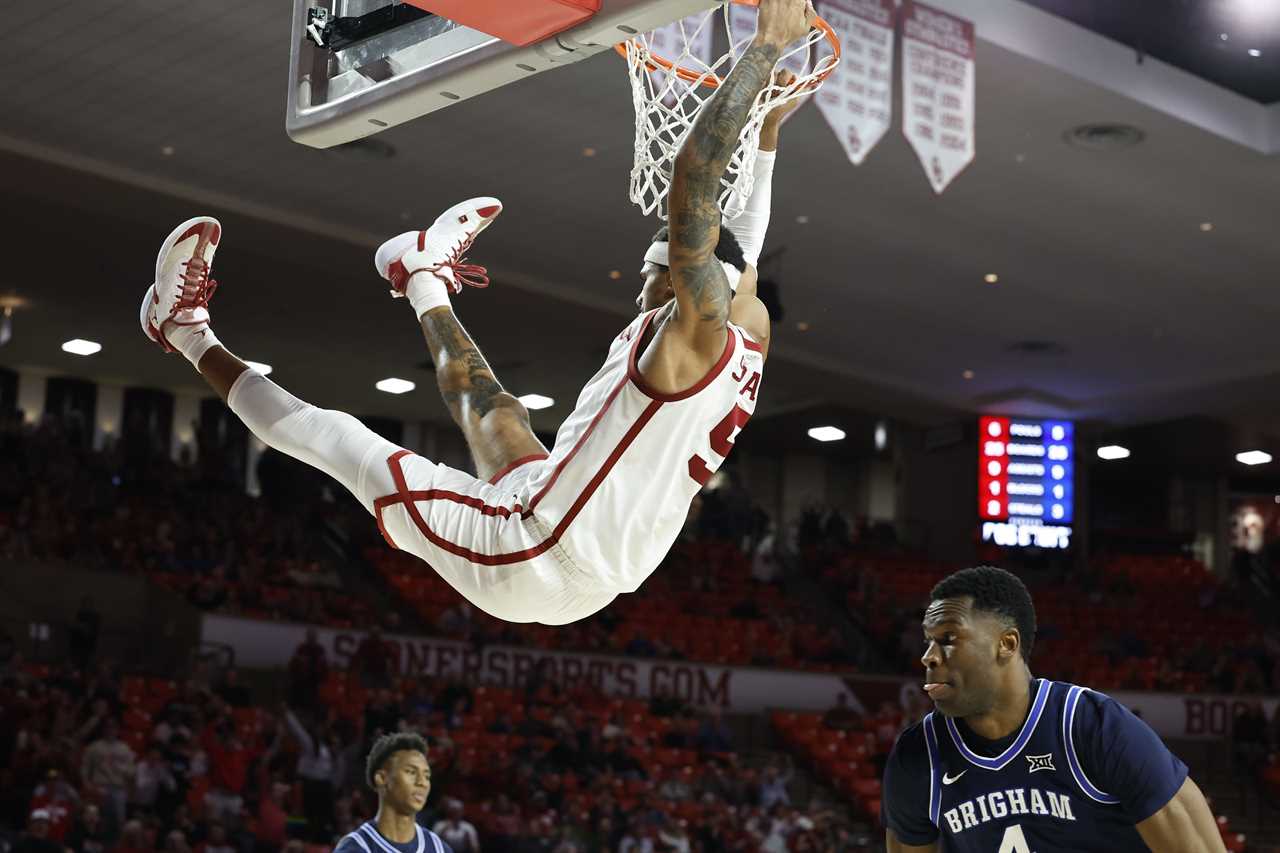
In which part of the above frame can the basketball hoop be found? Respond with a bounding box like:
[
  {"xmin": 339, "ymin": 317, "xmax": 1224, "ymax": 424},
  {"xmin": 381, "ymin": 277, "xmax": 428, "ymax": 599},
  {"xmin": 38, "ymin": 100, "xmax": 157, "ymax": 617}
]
[{"xmin": 618, "ymin": 0, "xmax": 840, "ymax": 220}]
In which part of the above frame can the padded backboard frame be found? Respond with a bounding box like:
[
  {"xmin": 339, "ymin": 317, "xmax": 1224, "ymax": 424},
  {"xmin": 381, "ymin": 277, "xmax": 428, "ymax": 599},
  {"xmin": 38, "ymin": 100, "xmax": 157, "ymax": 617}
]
[{"xmin": 287, "ymin": 0, "xmax": 724, "ymax": 148}]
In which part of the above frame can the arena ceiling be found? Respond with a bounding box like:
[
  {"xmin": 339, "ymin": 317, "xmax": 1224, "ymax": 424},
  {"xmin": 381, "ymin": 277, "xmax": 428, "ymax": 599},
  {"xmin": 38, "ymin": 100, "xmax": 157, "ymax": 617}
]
[{"xmin": 2, "ymin": 0, "xmax": 1280, "ymax": 447}]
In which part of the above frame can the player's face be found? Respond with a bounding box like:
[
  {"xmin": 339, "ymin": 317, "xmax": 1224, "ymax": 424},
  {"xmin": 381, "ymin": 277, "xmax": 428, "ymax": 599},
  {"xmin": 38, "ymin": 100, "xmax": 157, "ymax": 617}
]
[
  {"xmin": 377, "ymin": 749, "xmax": 431, "ymax": 815},
  {"xmin": 637, "ymin": 262, "xmax": 674, "ymax": 313},
  {"xmin": 920, "ymin": 597, "xmax": 1015, "ymax": 718}
]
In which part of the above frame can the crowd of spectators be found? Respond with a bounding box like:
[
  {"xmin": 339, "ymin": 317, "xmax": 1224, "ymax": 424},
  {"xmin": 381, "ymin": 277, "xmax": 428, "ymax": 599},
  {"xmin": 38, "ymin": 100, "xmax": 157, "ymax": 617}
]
[
  {"xmin": 0, "ymin": 410, "xmax": 373, "ymax": 629},
  {"xmin": 0, "ymin": 637, "xmax": 866, "ymax": 853},
  {"xmin": 0, "ymin": 410, "xmax": 854, "ymax": 676}
]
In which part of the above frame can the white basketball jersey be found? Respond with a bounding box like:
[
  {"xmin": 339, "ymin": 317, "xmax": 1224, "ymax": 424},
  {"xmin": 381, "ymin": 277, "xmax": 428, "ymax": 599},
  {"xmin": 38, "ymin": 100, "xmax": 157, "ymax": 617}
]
[{"xmin": 522, "ymin": 307, "xmax": 765, "ymax": 591}]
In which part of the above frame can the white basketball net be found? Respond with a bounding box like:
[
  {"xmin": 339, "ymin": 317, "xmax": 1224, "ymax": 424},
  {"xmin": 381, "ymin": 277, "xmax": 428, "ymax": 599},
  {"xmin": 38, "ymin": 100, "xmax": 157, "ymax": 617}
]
[{"xmin": 623, "ymin": 3, "xmax": 837, "ymax": 221}]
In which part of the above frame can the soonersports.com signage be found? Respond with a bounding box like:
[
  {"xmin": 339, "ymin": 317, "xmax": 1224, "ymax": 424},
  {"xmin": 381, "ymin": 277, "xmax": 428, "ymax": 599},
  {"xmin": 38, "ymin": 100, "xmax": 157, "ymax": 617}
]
[
  {"xmin": 201, "ymin": 615, "xmax": 866, "ymax": 715},
  {"xmin": 205, "ymin": 616, "xmax": 1268, "ymax": 740}
]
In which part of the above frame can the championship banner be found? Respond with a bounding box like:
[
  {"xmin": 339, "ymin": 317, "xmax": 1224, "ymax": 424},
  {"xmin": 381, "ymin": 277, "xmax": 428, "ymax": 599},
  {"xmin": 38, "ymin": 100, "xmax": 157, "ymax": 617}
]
[
  {"xmin": 900, "ymin": 1, "xmax": 976, "ymax": 193},
  {"xmin": 203, "ymin": 614, "xmax": 865, "ymax": 714},
  {"xmin": 814, "ymin": 0, "xmax": 895, "ymax": 165}
]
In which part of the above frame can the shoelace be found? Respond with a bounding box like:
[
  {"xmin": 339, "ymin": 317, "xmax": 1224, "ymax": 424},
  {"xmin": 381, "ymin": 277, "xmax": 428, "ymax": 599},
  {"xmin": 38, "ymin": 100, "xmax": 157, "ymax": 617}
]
[
  {"xmin": 177, "ymin": 258, "xmax": 219, "ymax": 312},
  {"xmin": 426, "ymin": 235, "xmax": 490, "ymax": 291}
]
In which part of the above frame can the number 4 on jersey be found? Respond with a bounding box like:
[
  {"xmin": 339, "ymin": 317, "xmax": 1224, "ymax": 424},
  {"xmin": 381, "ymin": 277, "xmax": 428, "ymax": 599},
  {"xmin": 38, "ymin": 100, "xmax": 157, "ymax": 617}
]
[{"xmin": 997, "ymin": 824, "xmax": 1032, "ymax": 853}]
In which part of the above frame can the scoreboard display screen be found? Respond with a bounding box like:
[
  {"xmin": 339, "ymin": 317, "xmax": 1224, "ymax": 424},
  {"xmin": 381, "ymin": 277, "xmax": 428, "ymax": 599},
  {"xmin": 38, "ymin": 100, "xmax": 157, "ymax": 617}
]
[{"xmin": 978, "ymin": 416, "xmax": 1074, "ymax": 549}]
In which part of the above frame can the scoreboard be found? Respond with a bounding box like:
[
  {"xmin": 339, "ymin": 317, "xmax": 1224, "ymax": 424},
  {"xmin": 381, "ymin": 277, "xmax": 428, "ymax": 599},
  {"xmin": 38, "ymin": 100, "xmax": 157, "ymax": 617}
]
[{"xmin": 978, "ymin": 416, "xmax": 1074, "ymax": 549}]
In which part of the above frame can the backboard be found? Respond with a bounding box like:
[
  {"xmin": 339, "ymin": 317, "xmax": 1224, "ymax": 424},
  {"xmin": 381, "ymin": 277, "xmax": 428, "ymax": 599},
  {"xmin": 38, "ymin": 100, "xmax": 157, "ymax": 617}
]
[{"xmin": 287, "ymin": 0, "xmax": 725, "ymax": 148}]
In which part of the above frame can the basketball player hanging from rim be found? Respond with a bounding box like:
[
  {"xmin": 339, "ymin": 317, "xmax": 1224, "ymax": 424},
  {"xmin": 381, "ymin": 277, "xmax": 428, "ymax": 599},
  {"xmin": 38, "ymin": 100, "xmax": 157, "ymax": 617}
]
[{"xmin": 139, "ymin": 0, "xmax": 818, "ymax": 625}]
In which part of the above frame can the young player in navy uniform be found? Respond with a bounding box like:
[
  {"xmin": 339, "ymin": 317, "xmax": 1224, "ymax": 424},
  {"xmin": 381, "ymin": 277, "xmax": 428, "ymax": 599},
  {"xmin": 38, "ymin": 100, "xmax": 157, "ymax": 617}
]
[
  {"xmin": 335, "ymin": 733, "xmax": 454, "ymax": 853},
  {"xmin": 884, "ymin": 566, "xmax": 1225, "ymax": 853}
]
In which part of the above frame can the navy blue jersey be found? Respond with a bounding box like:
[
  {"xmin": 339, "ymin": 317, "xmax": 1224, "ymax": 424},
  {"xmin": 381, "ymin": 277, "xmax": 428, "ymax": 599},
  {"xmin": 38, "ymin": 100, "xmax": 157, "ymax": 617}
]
[
  {"xmin": 883, "ymin": 679, "xmax": 1188, "ymax": 852},
  {"xmin": 335, "ymin": 821, "xmax": 454, "ymax": 853}
]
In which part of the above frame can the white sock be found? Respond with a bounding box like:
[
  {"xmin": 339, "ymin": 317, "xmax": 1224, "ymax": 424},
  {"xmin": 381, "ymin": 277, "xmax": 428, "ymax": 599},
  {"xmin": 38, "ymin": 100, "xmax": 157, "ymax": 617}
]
[
  {"xmin": 166, "ymin": 322, "xmax": 222, "ymax": 367},
  {"xmin": 406, "ymin": 270, "xmax": 453, "ymax": 319}
]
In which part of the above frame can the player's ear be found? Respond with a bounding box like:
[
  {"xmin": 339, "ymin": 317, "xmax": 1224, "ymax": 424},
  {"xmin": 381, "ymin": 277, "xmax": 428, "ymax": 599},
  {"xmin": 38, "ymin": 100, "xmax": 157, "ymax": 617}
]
[{"xmin": 998, "ymin": 627, "xmax": 1020, "ymax": 661}]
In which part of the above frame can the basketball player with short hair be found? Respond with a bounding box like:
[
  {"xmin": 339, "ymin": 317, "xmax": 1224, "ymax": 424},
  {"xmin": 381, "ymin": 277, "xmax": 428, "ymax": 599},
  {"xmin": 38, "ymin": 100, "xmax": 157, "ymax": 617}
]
[
  {"xmin": 138, "ymin": 0, "xmax": 815, "ymax": 626},
  {"xmin": 883, "ymin": 566, "xmax": 1225, "ymax": 853},
  {"xmin": 334, "ymin": 732, "xmax": 453, "ymax": 853}
]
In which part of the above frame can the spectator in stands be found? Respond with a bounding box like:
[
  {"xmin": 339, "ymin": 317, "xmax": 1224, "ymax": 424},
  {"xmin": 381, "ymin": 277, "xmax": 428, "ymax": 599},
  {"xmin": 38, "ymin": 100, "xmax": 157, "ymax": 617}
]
[
  {"xmin": 352, "ymin": 626, "xmax": 394, "ymax": 690},
  {"xmin": 1233, "ymin": 701, "xmax": 1269, "ymax": 776},
  {"xmin": 601, "ymin": 740, "xmax": 646, "ymax": 780},
  {"xmin": 27, "ymin": 768, "xmax": 79, "ymax": 842},
  {"xmin": 432, "ymin": 799, "xmax": 480, "ymax": 853},
  {"xmin": 163, "ymin": 829, "xmax": 192, "ymax": 853},
  {"xmin": 820, "ymin": 693, "xmax": 860, "ymax": 731},
  {"xmin": 437, "ymin": 602, "xmax": 474, "ymax": 640},
  {"xmin": 80, "ymin": 718, "xmax": 135, "ymax": 832},
  {"xmin": 695, "ymin": 710, "xmax": 732, "ymax": 754},
  {"xmin": 658, "ymin": 820, "xmax": 692, "ymax": 853},
  {"xmin": 202, "ymin": 717, "xmax": 252, "ymax": 822},
  {"xmin": 198, "ymin": 823, "xmax": 235, "ymax": 853},
  {"xmin": 68, "ymin": 597, "xmax": 101, "ymax": 672},
  {"xmin": 253, "ymin": 777, "xmax": 290, "ymax": 853},
  {"xmin": 483, "ymin": 793, "xmax": 521, "ymax": 852},
  {"xmin": 751, "ymin": 529, "xmax": 782, "ymax": 585},
  {"xmin": 152, "ymin": 706, "xmax": 193, "ymax": 747},
  {"xmin": 132, "ymin": 745, "xmax": 178, "ymax": 818},
  {"xmin": 112, "ymin": 820, "xmax": 150, "ymax": 853},
  {"xmin": 284, "ymin": 706, "xmax": 337, "ymax": 841},
  {"xmin": 758, "ymin": 761, "xmax": 793, "ymax": 811},
  {"xmin": 617, "ymin": 821, "xmax": 656, "ymax": 853},
  {"xmin": 600, "ymin": 713, "xmax": 627, "ymax": 743},
  {"xmin": 65, "ymin": 803, "xmax": 109, "ymax": 853},
  {"xmin": 15, "ymin": 810, "xmax": 63, "ymax": 853},
  {"xmin": 214, "ymin": 669, "xmax": 251, "ymax": 709},
  {"xmin": 0, "ymin": 625, "xmax": 16, "ymax": 674},
  {"xmin": 288, "ymin": 629, "xmax": 328, "ymax": 712},
  {"xmin": 487, "ymin": 712, "xmax": 514, "ymax": 735},
  {"xmin": 747, "ymin": 804, "xmax": 797, "ymax": 853}
]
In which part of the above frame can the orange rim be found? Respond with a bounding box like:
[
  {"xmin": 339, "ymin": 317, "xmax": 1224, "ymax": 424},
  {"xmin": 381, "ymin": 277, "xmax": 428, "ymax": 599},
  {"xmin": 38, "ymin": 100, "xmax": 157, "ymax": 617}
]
[{"xmin": 614, "ymin": 0, "xmax": 841, "ymax": 91}]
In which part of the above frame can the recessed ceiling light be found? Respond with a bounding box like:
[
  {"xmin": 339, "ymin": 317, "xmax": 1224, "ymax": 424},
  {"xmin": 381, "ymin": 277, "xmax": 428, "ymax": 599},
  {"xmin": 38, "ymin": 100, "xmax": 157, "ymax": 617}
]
[
  {"xmin": 161, "ymin": 145, "xmax": 175, "ymax": 156},
  {"xmin": 1220, "ymin": 32, "xmax": 1230, "ymax": 41},
  {"xmin": 984, "ymin": 273, "xmax": 999, "ymax": 284},
  {"xmin": 1097, "ymin": 445, "xmax": 1130, "ymax": 461},
  {"xmin": 795, "ymin": 215, "xmax": 810, "ymax": 224},
  {"xmin": 796, "ymin": 321, "xmax": 810, "ymax": 332},
  {"xmin": 1199, "ymin": 222, "xmax": 1214, "ymax": 232},
  {"xmin": 1249, "ymin": 48, "xmax": 1262, "ymax": 57},
  {"xmin": 375, "ymin": 378, "xmax": 415, "ymax": 395},
  {"xmin": 608, "ymin": 270, "xmax": 622, "ymax": 280},
  {"xmin": 61, "ymin": 339, "xmax": 101, "ymax": 356},
  {"xmin": 1237, "ymin": 450, "xmax": 1272, "ymax": 466},
  {"xmin": 808, "ymin": 426, "xmax": 846, "ymax": 443},
  {"xmin": 518, "ymin": 393, "xmax": 554, "ymax": 410},
  {"xmin": 874, "ymin": 421, "xmax": 888, "ymax": 451},
  {"xmin": 244, "ymin": 360, "xmax": 273, "ymax": 376},
  {"xmin": 582, "ymin": 147, "xmax": 597, "ymax": 157},
  {"xmin": 962, "ymin": 370, "xmax": 975, "ymax": 380}
]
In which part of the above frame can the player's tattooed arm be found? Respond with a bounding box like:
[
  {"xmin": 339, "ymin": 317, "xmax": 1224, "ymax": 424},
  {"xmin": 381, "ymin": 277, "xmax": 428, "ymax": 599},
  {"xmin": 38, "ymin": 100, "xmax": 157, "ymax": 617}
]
[
  {"xmin": 668, "ymin": 42, "xmax": 780, "ymax": 325},
  {"xmin": 668, "ymin": 0, "xmax": 813, "ymax": 331},
  {"xmin": 421, "ymin": 310, "xmax": 506, "ymax": 421}
]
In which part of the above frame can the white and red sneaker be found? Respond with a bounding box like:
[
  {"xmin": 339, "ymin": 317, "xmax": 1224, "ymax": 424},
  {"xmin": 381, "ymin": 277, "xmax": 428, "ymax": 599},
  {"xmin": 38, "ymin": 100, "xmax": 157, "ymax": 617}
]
[
  {"xmin": 139, "ymin": 216, "xmax": 222, "ymax": 353},
  {"xmin": 374, "ymin": 197, "xmax": 502, "ymax": 296}
]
